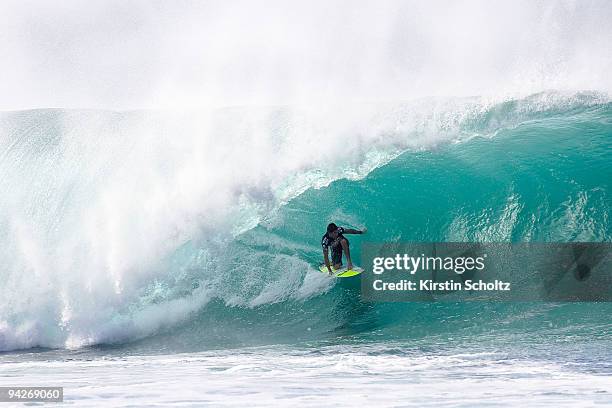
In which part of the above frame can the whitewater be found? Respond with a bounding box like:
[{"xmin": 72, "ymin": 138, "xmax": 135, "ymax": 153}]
[{"xmin": 1, "ymin": 1, "xmax": 611, "ymax": 406}]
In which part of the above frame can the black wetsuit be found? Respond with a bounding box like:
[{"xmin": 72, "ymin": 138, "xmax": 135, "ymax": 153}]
[{"xmin": 321, "ymin": 227, "xmax": 349, "ymax": 265}]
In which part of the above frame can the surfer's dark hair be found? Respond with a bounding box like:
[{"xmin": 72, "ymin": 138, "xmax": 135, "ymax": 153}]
[{"xmin": 327, "ymin": 223, "xmax": 338, "ymax": 233}]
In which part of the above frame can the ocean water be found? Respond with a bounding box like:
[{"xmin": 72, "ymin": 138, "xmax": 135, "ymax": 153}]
[
  {"xmin": 0, "ymin": 91, "xmax": 610, "ymax": 406},
  {"xmin": 4, "ymin": 0, "xmax": 612, "ymax": 403}
]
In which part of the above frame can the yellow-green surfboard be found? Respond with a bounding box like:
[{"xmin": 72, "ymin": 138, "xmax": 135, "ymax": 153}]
[{"xmin": 318, "ymin": 264, "xmax": 363, "ymax": 278}]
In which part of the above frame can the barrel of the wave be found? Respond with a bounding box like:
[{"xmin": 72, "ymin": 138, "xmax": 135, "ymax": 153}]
[{"xmin": 319, "ymin": 264, "xmax": 363, "ymax": 290}]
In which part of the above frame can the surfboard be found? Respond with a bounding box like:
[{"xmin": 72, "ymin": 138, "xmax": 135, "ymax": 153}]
[{"xmin": 319, "ymin": 264, "xmax": 363, "ymax": 278}]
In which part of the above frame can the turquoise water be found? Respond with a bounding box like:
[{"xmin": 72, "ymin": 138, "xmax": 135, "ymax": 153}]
[{"xmin": 0, "ymin": 92, "xmax": 611, "ymax": 405}]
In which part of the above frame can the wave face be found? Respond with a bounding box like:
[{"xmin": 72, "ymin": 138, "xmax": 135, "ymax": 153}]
[{"xmin": 0, "ymin": 92, "xmax": 611, "ymax": 352}]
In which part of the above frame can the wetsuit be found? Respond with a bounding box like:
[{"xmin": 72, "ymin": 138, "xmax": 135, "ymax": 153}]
[{"xmin": 321, "ymin": 227, "xmax": 349, "ymax": 266}]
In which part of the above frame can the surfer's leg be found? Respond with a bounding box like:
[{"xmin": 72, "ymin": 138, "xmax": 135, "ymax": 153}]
[
  {"xmin": 331, "ymin": 248, "xmax": 342, "ymax": 269},
  {"xmin": 340, "ymin": 238, "xmax": 353, "ymax": 270}
]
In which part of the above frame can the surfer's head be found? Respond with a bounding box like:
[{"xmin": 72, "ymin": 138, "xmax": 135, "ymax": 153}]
[{"xmin": 327, "ymin": 223, "xmax": 339, "ymax": 238}]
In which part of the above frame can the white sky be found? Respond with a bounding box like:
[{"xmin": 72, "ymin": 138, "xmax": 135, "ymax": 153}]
[{"xmin": 1, "ymin": 0, "xmax": 611, "ymax": 110}]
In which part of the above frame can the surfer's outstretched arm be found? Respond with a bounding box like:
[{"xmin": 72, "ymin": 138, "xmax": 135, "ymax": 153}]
[
  {"xmin": 323, "ymin": 248, "xmax": 333, "ymax": 274},
  {"xmin": 343, "ymin": 228, "xmax": 366, "ymax": 234},
  {"xmin": 340, "ymin": 238, "xmax": 353, "ymax": 270}
]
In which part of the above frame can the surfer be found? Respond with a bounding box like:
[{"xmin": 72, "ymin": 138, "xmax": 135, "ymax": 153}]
[{"xmin": 321, "ymin": 223, "xmax": 366, "ymax": 275}]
